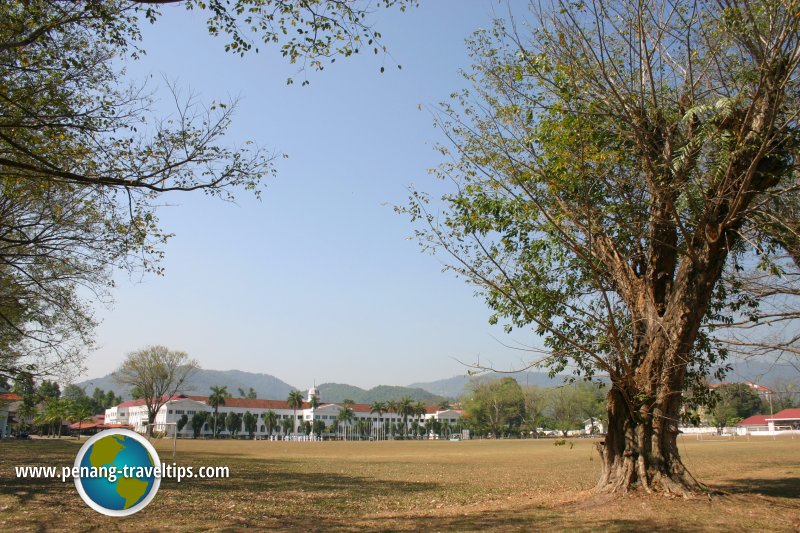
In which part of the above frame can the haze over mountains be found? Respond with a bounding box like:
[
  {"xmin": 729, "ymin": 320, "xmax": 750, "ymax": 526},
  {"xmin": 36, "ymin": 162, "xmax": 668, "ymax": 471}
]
[{"xmin": 76, "ymin": 358, "xmax": 798, "ymax": 402}]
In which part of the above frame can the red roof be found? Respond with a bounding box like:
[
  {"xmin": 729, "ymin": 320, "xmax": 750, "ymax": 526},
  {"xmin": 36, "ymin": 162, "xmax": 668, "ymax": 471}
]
[
  {"xmin": 217, "ymin": 398, "xmax": 305, "ymax": 410},
  {"xmin": 69, "ymin": 421, "xmax": 101, "ymax": 430},
  {"xmin": 110, "ymin": 396, "xmax": 459, "ymax": 416},
  {"xmin": 117, "ymin": 394, "xmax": 206, "ymax": 408},
  {"xmin": 68, "ymin": 414, "xmax": 105, "ymax": 430},
  {"xmin": 0, "ymin": 392, "xmax": 22, "ymax": 402},
  {"xmin": 768, "ymin": 408, "xmax": 800, "ymax": 420},
  {"xmin": 736, "ymin": 415, "xmax": 770, "ymax": 426},
  {"xmin": 116, "ymin": 395, "xmax": 307, "ymax": 410}
]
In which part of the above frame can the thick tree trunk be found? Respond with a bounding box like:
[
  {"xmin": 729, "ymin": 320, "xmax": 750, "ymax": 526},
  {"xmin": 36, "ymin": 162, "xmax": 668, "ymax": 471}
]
[{"xmin": 596, "ymin": 385, "xmax": 701, "ymax": 496}]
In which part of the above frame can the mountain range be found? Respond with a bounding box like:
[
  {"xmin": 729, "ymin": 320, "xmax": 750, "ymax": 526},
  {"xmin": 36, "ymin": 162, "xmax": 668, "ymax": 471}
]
[
  {"xmin": 312, "ymin": 383, "xmax": 445, "ymax": 404},
  {"xmin": 75, "ymin": 358, "xmax": 798, "ymax": 403},
  {"xmin": 76, "ymin": 369, "xmax": 295, "ymax": 402}
]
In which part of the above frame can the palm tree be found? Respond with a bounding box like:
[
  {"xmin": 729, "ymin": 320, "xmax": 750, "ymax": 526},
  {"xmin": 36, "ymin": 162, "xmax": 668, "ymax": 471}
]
[
  {"xmin": 287, "ymin": 390, "xmax": 304, "ymax": 435},
  {"xmin": 36, "ymin": 398, "xmax": 67, "ymax": 438},
  {"xmin": 424, "ymin": 417, "xmax": 435, "ymax": 438},
  {"xmin": 438, "ymin": 399, "xmax": 451, "ymax": 411},
  {"xmin": 67, "ymin": 401, "xmax": 93, "ymax": 440},
  {"xmin": 36, "ymin": 400, "xmax": 61, "ymax": 437},
  {"xmin": 415, "ymin": 401, "xmax": 428, "ymax": 439},
  {"xmin": 209, "ymin": 386, "xmax": 230, "ymax": 438},
  {"xmin": 280, "ymin": 417, "xmax": 293, "ymax": 436},
  {"xmin": 385, "ymin": 400, "xmax": 398, "ymax": 438},
  {"xmin": 263, "ymin": 410, "xmax": 278, "ymax": 437},
  {"xmin": 370, "ymin": 401, "xmax": 386, "ymax": 439},
  {"xmin": 309, "ymin": 391, "xmax": 320, "ymax": 437},
  {"xmin": 397, "ymin": 396, "xmax": 414, "ymax": 437},
  {"xmin": 336, "ymin": 405, "xmax": 355, "ymax": 439}
]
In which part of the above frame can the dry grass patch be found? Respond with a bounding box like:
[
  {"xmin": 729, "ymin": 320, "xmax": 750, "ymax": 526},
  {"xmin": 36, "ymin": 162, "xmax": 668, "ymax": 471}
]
[{"xmin": 0, "ymin": 436, "xmax": 798, "ymax": 531}]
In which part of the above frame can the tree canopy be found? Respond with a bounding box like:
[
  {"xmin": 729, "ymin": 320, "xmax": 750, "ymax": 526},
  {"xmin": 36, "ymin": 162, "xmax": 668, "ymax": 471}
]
[
  {"xmin": 113, "ymin": 345, "xmax": 199, "ymax": 435},
  {"xmin": 0, "ymin": 0, "xmax": 413, "ymax": 382},
  {"xmin": 406, "ymin": 0, "xmax": 800, "ymax": 495}
]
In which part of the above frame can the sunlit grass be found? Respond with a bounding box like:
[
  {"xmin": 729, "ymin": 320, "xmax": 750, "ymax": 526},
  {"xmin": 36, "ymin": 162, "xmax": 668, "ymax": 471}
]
[{"xmin": 1, "ymin": 436, "xmax": 798, "ymax": 531}]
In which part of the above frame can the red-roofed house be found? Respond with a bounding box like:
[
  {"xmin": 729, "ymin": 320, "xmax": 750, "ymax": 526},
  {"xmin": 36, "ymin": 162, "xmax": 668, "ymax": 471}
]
[
  {"xmin": 734, "ymin": 409, "xmax": 800, "ymax": 434},
  {"xmin": 766, "ymin": 408, "xmax": 800, "ymax": 431},
  {"xmin": 68, "ymin": 414, "xmax": 105, "ymax": 435},
  {"xmin": 735, "ymin": 414, "xmax": 770, "ymax": 429}
]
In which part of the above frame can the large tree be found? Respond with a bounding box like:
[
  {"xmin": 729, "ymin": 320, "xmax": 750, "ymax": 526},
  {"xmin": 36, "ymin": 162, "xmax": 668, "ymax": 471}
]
[
  {"xmin": 547, "ymin": 383, "xmax": 605, "ymax": 436},
  {"xmin": 406, "ymin": 0, "xmax": 800, "ymax": 495},
  {"xmin": 707, "ymin": 383, "xmax": 763, "ymax": 427},
  {"xmin": 113, "ymin": 345, "xmax": 199, "ymax": 436},
  {"xmin": 463, "ymin": 377, "xmax": 525, "ymax": 438},
  {"xmin": 0, "ymin": 0, "xmax": 413, "ymax": 382}
]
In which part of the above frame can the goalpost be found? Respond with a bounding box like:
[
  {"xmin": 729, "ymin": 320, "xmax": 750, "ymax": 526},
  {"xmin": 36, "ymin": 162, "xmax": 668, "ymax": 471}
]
[{"xmin": 142, "ymin": 421, "xmax": 178, "ymax": 458}]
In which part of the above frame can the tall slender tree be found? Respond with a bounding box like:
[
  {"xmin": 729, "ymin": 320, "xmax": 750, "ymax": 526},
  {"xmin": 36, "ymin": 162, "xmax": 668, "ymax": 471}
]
[
  {"xmin": 385, "ymin": 400, "xmax": 398, "ymax": 437},
  {"xmin": 309, "ymin": 390, "xmax": 320, "ymax": 436},
  {"xmin": 396, "ymin": 397, "xmax": 415, "ymax": 437},
  {"xmin": 263, "ymin": 410, "xmax": 278, "ymax": 438},
  {"xmin": 370, "ymin": 401, "xmax": 387, "ymax": 439},
  {"xmin": 208, "ymin": 386, "xmax": 231, "ymax": 438},
  {"xmin": 287, "ymin": 390, "xmax": 304, "ymax": 436}
]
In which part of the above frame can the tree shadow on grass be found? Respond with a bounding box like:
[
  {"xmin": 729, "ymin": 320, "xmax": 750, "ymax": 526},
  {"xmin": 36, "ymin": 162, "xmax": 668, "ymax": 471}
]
[
  {"xmin": 357, "ymin": 508, "xmax": 702, "ymax": 532},
  {"xmin": 0, "ymin": 440, "xmax": 80, "ymax": 505},
  {"xmin": 712, "ymin": 477, "xmax": 800, "ymax": 499},
  {"xmin": 160, "ymin": 467, "xmax": 439, "ymax": 497}
]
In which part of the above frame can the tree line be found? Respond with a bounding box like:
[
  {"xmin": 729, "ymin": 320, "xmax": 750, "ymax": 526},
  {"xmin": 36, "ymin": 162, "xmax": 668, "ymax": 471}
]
[{"xmin": 3, "ymin": 373, "xmax": 121, "ymax": 437}]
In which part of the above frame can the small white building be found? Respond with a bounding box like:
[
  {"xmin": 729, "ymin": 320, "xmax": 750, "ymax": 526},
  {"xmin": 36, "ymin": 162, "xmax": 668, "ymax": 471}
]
[{"xmin": 583, "ymin": 418, "xmax": 604, "ymax": 435}]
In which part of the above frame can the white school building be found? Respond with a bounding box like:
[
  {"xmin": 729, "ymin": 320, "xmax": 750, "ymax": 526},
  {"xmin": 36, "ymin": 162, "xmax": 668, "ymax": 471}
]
[{"xmin": 105, "ymin": 386, "xmax": 463, "ymax": 438}]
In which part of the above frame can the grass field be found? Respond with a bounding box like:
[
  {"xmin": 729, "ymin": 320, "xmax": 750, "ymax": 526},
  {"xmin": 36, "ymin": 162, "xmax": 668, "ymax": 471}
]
[{"xmin": 1, "ymin": 436, "xmax": 799, "ymax": 531}]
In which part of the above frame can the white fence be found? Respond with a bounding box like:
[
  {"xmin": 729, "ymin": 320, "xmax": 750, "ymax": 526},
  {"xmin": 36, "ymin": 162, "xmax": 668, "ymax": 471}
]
[{"xmin": 679, "ymin": 426, "xmax": 800, "ymax": 437}]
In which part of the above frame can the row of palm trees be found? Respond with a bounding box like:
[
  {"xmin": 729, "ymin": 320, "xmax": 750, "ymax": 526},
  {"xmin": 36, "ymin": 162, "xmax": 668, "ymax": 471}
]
[
  {"xmin": 365, "ymin": 397, "xmax": 452, "ymax": 438},
  {"xmin": 204, "ymin": 386, "xmax": 455, "ymax": 439},
  {"xmin": 29, "ymin": 398, "xmax": 94, "ymax": 438},
  {"xmin": 207, "ymin": 386, "xmax": 315, "ymax": 437}
]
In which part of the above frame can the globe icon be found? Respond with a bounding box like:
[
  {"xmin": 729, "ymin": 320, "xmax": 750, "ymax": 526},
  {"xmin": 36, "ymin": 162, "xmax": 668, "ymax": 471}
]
[{"xmin": 74, "ymin": 430, "xmax": 161, "ymax": 516}]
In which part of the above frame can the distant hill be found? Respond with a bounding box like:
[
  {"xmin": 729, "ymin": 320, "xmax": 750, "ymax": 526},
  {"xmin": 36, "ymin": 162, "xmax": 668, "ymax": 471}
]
[
  {"xmin": 712, "ymin": 358, "xmax": 800, "ymax": 388},
  {"xmin": 73, "ymin": 358, "xmax": 798, "ymax": 405},
  {"xmin": 313, "ymin": 383, "xmax": 445, "ymax": 404},
  {"xmin": 76, "ymin": 369, "xmax": 297, "ymax": 400},
  {"xmin": 411, "ymin": 359, "xmax": 800, "ymax": 399},
  {"xmin": 409, "ymin": 371, "xmax": 571, "ymax": 399}
]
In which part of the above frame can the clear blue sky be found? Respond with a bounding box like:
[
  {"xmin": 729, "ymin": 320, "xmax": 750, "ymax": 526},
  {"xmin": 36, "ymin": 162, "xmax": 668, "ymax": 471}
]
[{"xmin": 84, "ymin": 1, "xmax": 542, "ymax": 389}]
